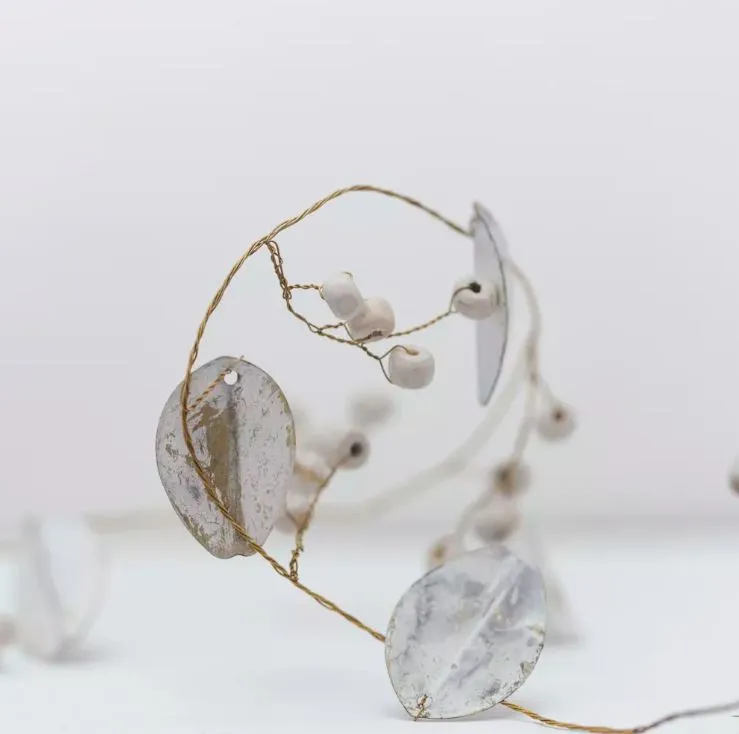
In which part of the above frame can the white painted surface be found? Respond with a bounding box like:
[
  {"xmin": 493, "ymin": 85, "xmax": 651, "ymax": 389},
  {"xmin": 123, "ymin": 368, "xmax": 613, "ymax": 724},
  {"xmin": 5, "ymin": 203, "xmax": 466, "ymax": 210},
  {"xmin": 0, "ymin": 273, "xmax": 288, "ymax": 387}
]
[
  {"xmin": 1, "ymin": 1, "xmax": 739, "ymax": 533},
  {"xmin": 1, "ymin": 527, "xmax": 738, "ymax": 733}
]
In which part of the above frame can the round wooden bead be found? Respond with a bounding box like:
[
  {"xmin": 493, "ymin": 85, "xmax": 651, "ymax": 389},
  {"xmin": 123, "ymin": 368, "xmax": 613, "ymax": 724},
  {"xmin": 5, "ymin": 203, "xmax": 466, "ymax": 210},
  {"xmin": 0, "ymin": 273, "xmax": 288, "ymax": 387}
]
[
  {"xmin": 293, "ymin": 448, "xmax": 332, "ymax": 490},
  {"xmin": 473, "ymin": 497, "xmax": 519, "ymax": 543},
  {"xmin": 332, "ymin": 430, "xmax": 370, "ymax": 469},
  {"xmin": 536, "ymin": 402, "xmax": 576, "ymax": 441},
  {"xmin": 426, "ymin": 534, "xmax": 462, "ymax": 570},
  {"xmin": 321, "ymin": 272, "xmax": 365, "ymax": 321},
  {"xmin": 347, "ymin": 297, "xmax": 395, "ymax": 342},
  {"xmin": 387, "ymin": 345, "xmax": 435, "ymax": 390},
  {"xmin": 452, "ymin": 276, "xmax": 499, "ymax": 320},
  {"xmin": 304, "ymin": 427, "xmax": 371, "ymax": 470},
  {"xmin": 490, "ymin": 460, "xmax": 531, "ymax": 497},
  {"xmin": 0, "ymin": 616, "xmax": 15, "ymax": 650},
  {"xmin": 729, "ymin": 456, "xmax": 739, "ymax": 494}
]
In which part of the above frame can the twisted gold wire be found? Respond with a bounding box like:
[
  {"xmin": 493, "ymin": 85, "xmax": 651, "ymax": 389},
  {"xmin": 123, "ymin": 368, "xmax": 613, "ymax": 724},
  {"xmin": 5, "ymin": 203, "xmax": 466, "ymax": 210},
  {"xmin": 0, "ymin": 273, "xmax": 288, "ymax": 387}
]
[
  {"xmin": 384, "ymin": 284, "xmax": 471, "ymax": 340},
  {"xmin": 315, "ymin": 321, "xmax": 346, "ymax": 333},
  {"xmin": 289, "ymin": 463, "xmax": 340, "ymax": 581},
  {"xmin": 178, "ymin": 184, "xmax": 739, "ymax": 731},
  {"xmin": 387, "ymin": 309, "xmax": 454, "ymax": 338},
  {"xmin": 187, "ymin": 359, "xmax": 243, "ymax": 415},
  {"xmin": 268, "ymin": 239, "xmax": 457, "ymax": 356},
  {"xmin": 502, "ymin": 699, "xmax": 739, "ymax": 733}
]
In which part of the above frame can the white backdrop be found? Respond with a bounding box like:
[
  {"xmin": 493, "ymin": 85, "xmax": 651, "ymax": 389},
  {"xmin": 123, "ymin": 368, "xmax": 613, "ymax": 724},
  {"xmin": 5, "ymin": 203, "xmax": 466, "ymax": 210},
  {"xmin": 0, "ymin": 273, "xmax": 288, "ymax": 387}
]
[{"xmin": 1, "ymin": 0, "xmax": 738, "ymax": 535}]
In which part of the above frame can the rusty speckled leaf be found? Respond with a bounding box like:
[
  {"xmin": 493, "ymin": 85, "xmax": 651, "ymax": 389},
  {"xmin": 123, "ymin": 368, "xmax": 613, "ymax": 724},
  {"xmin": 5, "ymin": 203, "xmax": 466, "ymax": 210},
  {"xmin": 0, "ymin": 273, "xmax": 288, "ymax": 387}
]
[{"xmin": 155, "ymin": 356, "xmax": 296, "ymax": 558}]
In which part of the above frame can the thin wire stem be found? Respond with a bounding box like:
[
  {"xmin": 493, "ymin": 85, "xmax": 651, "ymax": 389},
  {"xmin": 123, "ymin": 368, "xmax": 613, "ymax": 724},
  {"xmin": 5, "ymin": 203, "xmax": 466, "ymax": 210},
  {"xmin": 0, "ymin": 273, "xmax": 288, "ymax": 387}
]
[
  {"xmin": 387, "ymin": 309, "xmax": 454, "ymax": 338},
  {"xmin": 266, "ymin": 240, "xmax": 453, "ymax": 371},
  {"xmin": 289, "ymin": 464, "xmax": 340, "ymax": 580}
]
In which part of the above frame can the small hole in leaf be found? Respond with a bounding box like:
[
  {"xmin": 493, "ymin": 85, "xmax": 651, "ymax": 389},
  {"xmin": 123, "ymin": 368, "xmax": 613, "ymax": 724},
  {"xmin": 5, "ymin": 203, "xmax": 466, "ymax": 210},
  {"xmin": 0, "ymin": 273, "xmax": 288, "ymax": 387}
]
[{"xmin": 224, "ymin": 370, "xmax": 239, "ymax": 386}]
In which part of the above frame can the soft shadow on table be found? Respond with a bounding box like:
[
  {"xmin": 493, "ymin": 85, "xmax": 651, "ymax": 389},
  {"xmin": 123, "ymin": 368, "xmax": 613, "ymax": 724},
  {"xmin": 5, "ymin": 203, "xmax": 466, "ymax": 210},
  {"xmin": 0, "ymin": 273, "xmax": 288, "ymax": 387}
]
[
  {"xmin": 254, "ymin": 666, "xmax": 384, "ymax": 706},
  {"xmin": 380, "ymin": 705, "xmax": 516, "ymax": 723},
  {"xmin": 380, "ymin": 698, "xmax": 556, "ymax": 723},
  {"xmin": 54, "ymin": 640, "xmax": 118, "ymax": 666},
  {"xmin": 546, "ymin": 630, "xmax": 582, "ymax": 648}
]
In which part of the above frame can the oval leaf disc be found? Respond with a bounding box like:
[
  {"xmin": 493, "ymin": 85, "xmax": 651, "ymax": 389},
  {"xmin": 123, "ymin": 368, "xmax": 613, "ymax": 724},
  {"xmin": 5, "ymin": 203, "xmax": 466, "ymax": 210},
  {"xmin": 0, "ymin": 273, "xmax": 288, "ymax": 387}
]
[
  {"xmin": 385, "ymin": 544, "xmax": 546, "ymax": 720},
  {"xmin": 155, "ymin": 356, "xmax": 295, "ymax": 558},
  {"xmin": 470, "ymin": 202, "xmax": 510, "ymax": 406}
]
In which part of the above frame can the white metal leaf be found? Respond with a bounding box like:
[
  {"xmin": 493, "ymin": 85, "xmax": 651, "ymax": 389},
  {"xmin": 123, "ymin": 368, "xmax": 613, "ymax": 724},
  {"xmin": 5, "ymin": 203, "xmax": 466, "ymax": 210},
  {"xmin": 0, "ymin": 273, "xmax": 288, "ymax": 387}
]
[
  {"xmin": 470, "ymin": 202, "xmax": 510, "ymax": 406},
  {"xmin": 15, "ymin": 516, "xmax": 104, "ymax": 660},
  {"xmin": 155, "ymin": 356, "xmax": 295, "ymax": 558},
  {"xmin": 385, "ymin": 544, "xmax": 546, "ymax": 720}
]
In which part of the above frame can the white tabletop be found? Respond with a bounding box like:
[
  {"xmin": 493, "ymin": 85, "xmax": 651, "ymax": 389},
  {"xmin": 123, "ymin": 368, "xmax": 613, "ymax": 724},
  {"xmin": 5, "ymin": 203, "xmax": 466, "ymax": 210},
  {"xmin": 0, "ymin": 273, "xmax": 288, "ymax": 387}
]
[{"xmin": 2, "ymin": 523, "xmax": 738, "ymax": 734}]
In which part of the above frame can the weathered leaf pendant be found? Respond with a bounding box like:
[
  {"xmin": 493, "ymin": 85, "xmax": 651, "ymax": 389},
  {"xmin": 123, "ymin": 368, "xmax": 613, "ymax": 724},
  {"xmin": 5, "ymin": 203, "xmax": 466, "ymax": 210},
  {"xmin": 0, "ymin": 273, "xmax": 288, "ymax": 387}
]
[
  {"xmin": 155, "ymin": 356, "xmax": 296, "ymax": 558},
  {"xmin": 385, "ymin": 544, "xmax": 546, "ymax": 720},
  {"xmin": 470, "ymin": 202, "xmax": 510, "ymax": 406}
]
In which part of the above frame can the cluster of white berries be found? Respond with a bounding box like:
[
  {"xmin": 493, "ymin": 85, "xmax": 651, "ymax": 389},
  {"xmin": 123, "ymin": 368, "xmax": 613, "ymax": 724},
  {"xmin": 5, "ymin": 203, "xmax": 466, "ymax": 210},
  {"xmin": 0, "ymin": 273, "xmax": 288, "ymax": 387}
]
[
  {"xmin": 425, "ymin": 401, "xmax": 577, "ymax": 570},
  {"xmin": 321, "ymin": 272, "xmax": 395, "ymax": 341},
  {"xmin": 473, "ymin": 500, "xmax": 520, "ymax": 544},
  {"xmin": 426, "ymin": 463, "xmax": 526, "ymax": 570},
  {"xmin": 276, "ymin": 433, "xmax": 371, "ymax": 532},
  {"xmin": 276, "ymin": 392, "xmax": 396, "ymax": 533},
  {"xmin": 274, "ymin": 446, "xmax": 334, "ymax": 531},
  {"xmin": 323, "ymin": 269, "xmax": 577, "ymax": 574},
  {"xmin": 321, "ymin": 272, "xmax": 502, "ymax": 391}
]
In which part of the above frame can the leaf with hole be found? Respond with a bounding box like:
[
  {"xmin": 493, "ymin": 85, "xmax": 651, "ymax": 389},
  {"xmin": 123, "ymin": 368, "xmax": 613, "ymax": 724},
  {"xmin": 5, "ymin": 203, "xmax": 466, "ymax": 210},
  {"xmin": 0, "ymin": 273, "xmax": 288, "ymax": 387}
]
[
  {"xmin": 385, "ymin": 544, "xmax": 546, "ymax": 720},
  {"xmin": 155, "ymin": 356, "xmax": 296, "ymax": 558}
]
